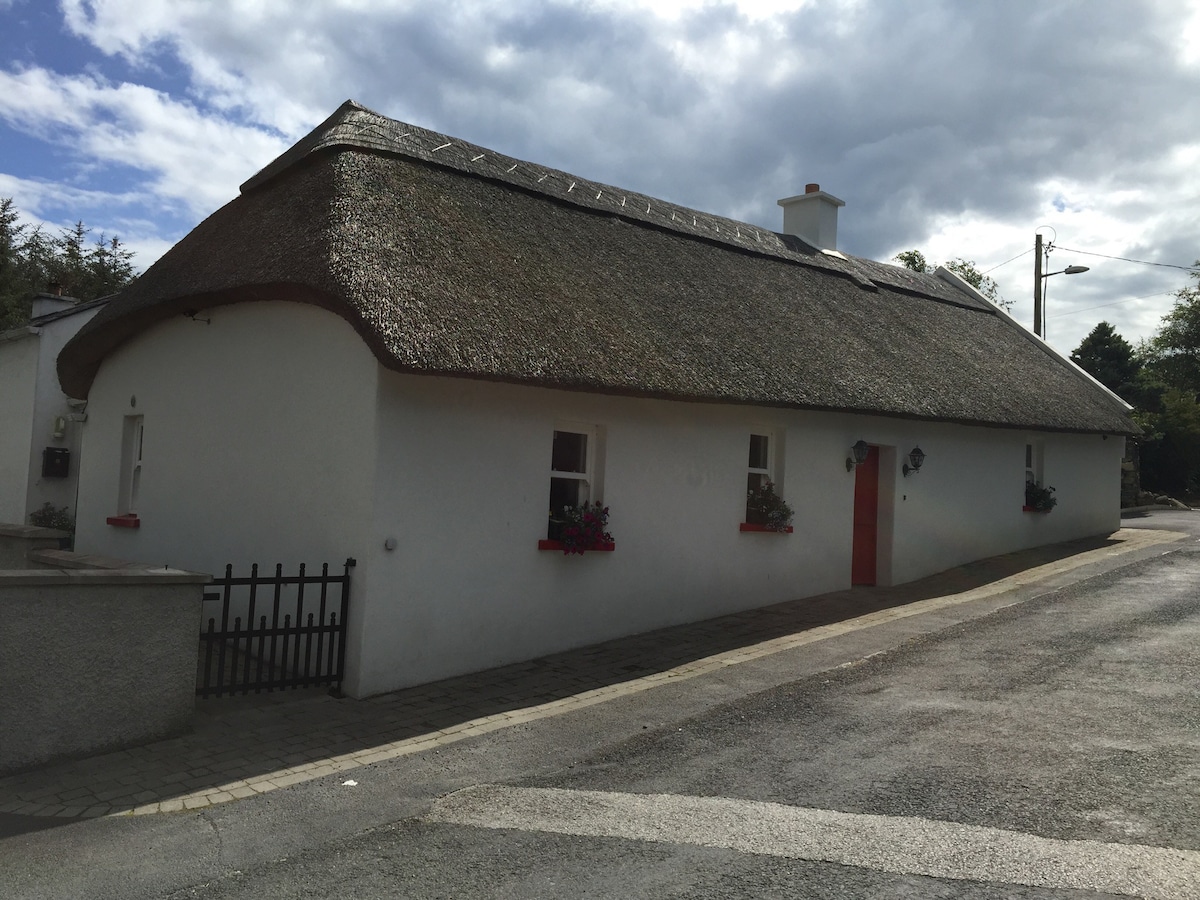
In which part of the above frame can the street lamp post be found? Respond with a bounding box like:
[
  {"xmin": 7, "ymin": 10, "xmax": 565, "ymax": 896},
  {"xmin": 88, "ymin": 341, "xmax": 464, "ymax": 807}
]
[{"xmin": 1033, "ymin": 232, "xmax": 1089, "ymax": 339}]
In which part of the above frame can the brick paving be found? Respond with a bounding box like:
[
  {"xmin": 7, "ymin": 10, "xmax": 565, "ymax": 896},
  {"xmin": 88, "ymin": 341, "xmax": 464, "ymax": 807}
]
[{"xmin": 0, "ymin": 527, "xmax": 1183, "ymax": 821}]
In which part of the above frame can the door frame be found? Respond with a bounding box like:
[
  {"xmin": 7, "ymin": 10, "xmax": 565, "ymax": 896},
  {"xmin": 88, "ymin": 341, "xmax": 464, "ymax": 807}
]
[{"xmin": 851, "ymin": 443, "xmax": 896, "ymax": 587}]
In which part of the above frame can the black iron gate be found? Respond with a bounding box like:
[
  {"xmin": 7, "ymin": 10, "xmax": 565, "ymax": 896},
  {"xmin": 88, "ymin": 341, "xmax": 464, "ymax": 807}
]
[{"xmin": 198, "ymin": 558, "xmax": 355, "ymax": 698}]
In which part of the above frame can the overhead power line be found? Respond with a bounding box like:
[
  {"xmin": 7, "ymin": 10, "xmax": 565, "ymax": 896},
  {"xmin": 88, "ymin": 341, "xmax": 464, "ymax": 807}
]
[
  {"xmin": 980, "ymin": 248, "xmax": 1032, "ymax": 275},
  {"xmin": 1047, "ymin": 289, "xmax": 1176, "ymax": 319},
  {"xmin": 1054, "ymin": 246, "xmax": 1200, "ymax": 272}
]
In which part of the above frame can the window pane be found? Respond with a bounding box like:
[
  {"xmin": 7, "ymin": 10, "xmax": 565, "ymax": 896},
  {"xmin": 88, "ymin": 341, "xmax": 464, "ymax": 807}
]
[
  {"xmin": 552, "ymin": 431, "xmax": 588, "ymax": 474},
  {"xmin": 746, "ymin": 472, "xmax": 768, "ymax": 524},
  {"xmin": 749, "ymin": 434, "xmax": 769, "ymax": 470},
  {"xmin": 1025, "ymin": 444, "xmax": 1033, "ymax": 469},
  {"xmin": 549, "ymin": 477, "xmax": 583, "ymax": 516}
]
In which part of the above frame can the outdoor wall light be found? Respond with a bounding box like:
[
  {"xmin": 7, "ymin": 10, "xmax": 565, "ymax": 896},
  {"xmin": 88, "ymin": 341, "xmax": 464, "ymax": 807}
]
[
  {"xmin": 845, "ymin": 440, "xmax": 870, "ymax": 471},
  {"xmin": 902, "ymin": 446, "xmax": 926, "ymax": 477}
]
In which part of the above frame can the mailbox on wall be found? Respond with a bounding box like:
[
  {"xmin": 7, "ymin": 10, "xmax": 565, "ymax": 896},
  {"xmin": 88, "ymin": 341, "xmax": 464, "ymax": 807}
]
[{"xmin": 42, "ymin": 447, "xmax": 70, "ymax": 478}]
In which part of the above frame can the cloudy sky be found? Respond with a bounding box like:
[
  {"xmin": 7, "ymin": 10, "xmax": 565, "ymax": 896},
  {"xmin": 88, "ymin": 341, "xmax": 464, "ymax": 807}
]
[{"xmin": 1, "ymin": 0, "xmax": 1198, "ymax": 353}]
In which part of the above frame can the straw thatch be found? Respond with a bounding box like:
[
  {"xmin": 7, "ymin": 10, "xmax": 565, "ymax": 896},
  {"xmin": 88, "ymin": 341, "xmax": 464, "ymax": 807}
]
[{"xmin": 59, "ymin": 101, "xmax": 1135, "ymax": 435}]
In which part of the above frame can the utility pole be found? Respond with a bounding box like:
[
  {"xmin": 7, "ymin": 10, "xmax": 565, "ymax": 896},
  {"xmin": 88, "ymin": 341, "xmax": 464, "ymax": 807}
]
[{"xmin": 1033, "ymin": 232, "xmax": 1043, "ymax": 338}]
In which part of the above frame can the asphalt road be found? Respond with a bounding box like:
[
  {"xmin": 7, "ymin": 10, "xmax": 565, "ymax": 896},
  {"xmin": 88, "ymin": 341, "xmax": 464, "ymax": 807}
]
[{"xmin": 5, "ymin": 512, "xmax": 1200, "ymax": 899}]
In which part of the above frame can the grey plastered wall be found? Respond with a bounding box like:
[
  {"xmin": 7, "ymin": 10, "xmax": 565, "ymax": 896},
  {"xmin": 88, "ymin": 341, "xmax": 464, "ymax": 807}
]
[
  {"xmin": 0, "ymin": 568, "xmax": 207, "ymax": 775},
  {"xmin": 0, "ymin": 523, "xmax": 69, "ymax": 569}
]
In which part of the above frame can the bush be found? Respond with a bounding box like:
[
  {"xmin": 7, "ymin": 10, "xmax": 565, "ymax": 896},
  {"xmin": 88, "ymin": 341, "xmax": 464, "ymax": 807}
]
[
  {"xmin": 1024, "ymin": 482, "xmax": 1057, "ymax": 512},
  {"xmin": 550, "ymin": 502, "xmax": 613, "ymax": 555},
  {"xmin": 746, "ymin": 481, "xmax": 794, "ymax": 531},
  {"xmin": 28, "ymin": 502, "xmax": 74, "ymax": 533}
]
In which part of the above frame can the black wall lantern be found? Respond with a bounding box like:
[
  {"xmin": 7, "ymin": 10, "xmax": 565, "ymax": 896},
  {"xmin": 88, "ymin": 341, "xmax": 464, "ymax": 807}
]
[
  {"xmin": 903, "ymin": 446, "xmax": 926, "ymax": 477},
  {"xmin": 845, "ymin": 440, "xmax": 870, "ymax": 472}
]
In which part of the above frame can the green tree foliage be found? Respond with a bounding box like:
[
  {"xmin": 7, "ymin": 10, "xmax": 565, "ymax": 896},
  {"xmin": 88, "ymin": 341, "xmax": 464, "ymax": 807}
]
[
  {"xmin": 893, "ymin": 249, "xmax": 1010, "ymax": 310},
  {"xmin": 0, "ymin": 198, "xmax": 136, "ymax": 331},
  {"xmin": 1071, "ymin": 321, "xmax": 1139, "ymax": 395},
  {"xmin": 893, "ymin": 249, "xmax": 929, "ymax": 273},
  {"xmin": 1077, "ymin": 265, "xmax": 1200, "ymax": 495},
  {"xmin": 1140, "ymin": 264, "xmax": 1200, "ymax": 395},
  {"xmin": 1070, "ymin": 321, "xmax": 1171, "ymax": 491}
]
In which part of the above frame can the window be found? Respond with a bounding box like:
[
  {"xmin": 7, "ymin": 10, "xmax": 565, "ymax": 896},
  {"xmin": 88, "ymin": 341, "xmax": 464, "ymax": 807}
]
[
  {"xmin": 1023, "ymin": 440, "xmax": 1055, "ymax": 511},
  {"xmin": 747, "ymin": 432, "xmax": 772, "ymax": 499},
  {"xmin": 744, "ymin": 431, "xmax": 791, "ymax": 530},
  {"xmin": 547, "ymin": 426, "xmax": 602, "ymax": 540},
  {"xmin": 117, "ymin": 415, "xmax": 144, "ymax": 516}
]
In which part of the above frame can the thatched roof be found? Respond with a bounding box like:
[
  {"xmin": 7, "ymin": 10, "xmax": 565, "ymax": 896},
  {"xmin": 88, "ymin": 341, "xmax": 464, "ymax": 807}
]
[{"xmin": 59, "ymin": 101, "xmax": 1135, "ymax": 435}]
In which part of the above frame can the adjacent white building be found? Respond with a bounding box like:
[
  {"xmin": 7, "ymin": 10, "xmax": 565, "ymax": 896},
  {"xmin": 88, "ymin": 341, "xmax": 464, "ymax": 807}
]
[
  {"xmin": 0, "ymin": 295, "xmax": 106, "ymax": 527},
  {"xmin": 58, "ymin": 102, "xmax": 1137, "ymax": 698}
]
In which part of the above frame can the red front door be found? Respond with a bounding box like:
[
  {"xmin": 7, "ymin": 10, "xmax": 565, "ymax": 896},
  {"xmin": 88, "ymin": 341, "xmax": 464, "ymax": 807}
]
[{"xmin": 852, "ymin": 445, "xmax": 879, "ymax": 585}]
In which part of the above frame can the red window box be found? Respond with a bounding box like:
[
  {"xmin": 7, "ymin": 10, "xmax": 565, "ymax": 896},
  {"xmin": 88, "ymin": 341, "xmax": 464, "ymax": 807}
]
[
  {"xmin": 106, "ymin": 514, "xmax": 141, "ymax": 528},
  {"xmin": 1021, "ymin": 506, "xmax": 1051, "ymax": 514},
  {"xmin": 537, "ymin": 539, "xmax": 616, "ymax": 553},
  {"xmin": 739, "ymin": 523, "xmax": 794, "ymax": 533}
]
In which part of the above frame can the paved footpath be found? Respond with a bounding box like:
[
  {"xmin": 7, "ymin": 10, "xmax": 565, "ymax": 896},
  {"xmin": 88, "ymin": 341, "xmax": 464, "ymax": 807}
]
[{"xmin": 0, "ymin": 522, "xmax": 1189, "ymax": 824}]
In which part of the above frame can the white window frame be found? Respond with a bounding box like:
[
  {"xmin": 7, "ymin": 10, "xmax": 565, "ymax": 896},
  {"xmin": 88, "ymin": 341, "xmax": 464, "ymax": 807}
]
[
  {"xmin": 550, "ymin": 425, "xmax": 596, "ymax": 509},
  {"xmin": 745, "ymin": 428, "xmax": 785, "ymax": 521},
  {"xmin": 747, "ymin": 431, "xmax": 774, "ymax": 491},
  {"xmin": 547, "ymin": 424, "xmax": 605, "ymax": 539},
  {"xmin": 117, "ymin": 415, "xmax": 144, "ymax": 516},
  {"xmin": 1025, "ymin": 440, "xmax": 1044, "ymax": 486}
]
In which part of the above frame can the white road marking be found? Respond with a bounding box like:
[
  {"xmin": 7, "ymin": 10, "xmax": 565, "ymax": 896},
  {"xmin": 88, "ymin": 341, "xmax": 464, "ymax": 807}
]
[{"xmin": 426, "ymin": 785, "xmax": 1200, "ymax": 899}]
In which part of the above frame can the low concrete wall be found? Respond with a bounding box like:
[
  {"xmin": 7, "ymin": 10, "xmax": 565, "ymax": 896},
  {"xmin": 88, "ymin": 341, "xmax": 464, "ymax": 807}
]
[
  {"xmin": 0, "ymin": 563, "xmax": 208, "ymax": 776},
  {"xmin": 0, "ymin": 523, "xmax": 70, "ymax": 569}
]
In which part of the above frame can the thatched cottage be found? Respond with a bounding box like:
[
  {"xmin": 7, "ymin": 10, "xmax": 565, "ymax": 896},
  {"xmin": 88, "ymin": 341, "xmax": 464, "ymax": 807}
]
[{"xmin": 58, "ymin": 101, "xmax": 1135, "ymax": 697}]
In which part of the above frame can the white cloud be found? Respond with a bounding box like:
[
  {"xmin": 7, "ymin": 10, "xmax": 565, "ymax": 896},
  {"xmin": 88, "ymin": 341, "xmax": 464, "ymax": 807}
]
[
  {"xmin": 0, "ymin": 171, "xmax": 142, "ymax": 215},
  {"xmin": 0, "ymin": 173, "xmax": 175, "ymax": 271},
  {"xmin": 0, "ymin": 67, "xmax": 288, "ymax": 216},
  {"xmin": 5, "ymin": 0, "xmax": 1198, "ymax": 354}
]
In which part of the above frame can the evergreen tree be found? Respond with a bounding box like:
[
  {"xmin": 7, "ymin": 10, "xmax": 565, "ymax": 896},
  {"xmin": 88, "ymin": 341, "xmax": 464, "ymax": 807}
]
[
  {"xmin": 0, "ymin": 198, "xmax": 136, "ymax": 331},
  {"xmin": 1070, "ymin": 321, "xmax": 1139, "ymax": 395},
  {"xmin": 1097, "ymin": 264, "xmax": 1200, "ymax": 494}
]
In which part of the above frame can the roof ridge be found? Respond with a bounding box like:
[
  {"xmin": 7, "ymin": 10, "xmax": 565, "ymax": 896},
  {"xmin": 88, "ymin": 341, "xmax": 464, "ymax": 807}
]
[{"xmin": 240, "ymin": 101, "xmax": 903, "ymax": 294}]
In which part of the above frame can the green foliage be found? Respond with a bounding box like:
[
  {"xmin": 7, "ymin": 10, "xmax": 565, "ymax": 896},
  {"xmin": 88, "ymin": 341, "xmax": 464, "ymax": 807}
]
[
  {"xmin": 1136, "ymin": 389, "xmax": 1200, "ymax": 494},
  {"xmin": 1024, "ymin": 482, "xmax": 1057, "ymax": 512},
  {"xmin": 1071, "ymin": 321, "xmax": 1139, "ymax": 396},
  {"xmin": 1140, "ymin": 263, "xmax": 1200, "ymax": 396},
  {"xmin": 550, "ymin": 501, "xmax": 613, "ymax": 554},
  {"xmin": 893, "ymin": 250, "xmax": 929, "ymax": 273},
  {"xmin": 745, "ymin": 480, "xmax": 794, "ymax": 531},
  {"xmin": 0, "ymin": 198, "xmax": 136, "ymax": 331},
  {"xmin": 892, "ymin": 249, "xmax": 1009, "ymax": 310},
  {"xmin": 28, "ymin": 502, "xmax": 74, "ymax": 534},
  {"xmin": 1076, "ymin": 266, "xmax": 1200, "ymax": 495}
]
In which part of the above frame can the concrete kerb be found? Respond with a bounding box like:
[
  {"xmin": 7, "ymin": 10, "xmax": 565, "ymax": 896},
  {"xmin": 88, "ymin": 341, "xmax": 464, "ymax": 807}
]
[
  {"xmin": 1121, "ymin": 504, "xmax": 1192, "ymax": 516},
  {"xmin": 0, "ymin": 525, "xmax": 1189, "ymax": 821}
]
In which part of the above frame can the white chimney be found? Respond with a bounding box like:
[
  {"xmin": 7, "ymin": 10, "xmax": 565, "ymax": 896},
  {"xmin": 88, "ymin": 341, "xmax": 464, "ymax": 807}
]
[{"xmin": 778, "ymin": 183, "xmax": 845, "ymax": 251}]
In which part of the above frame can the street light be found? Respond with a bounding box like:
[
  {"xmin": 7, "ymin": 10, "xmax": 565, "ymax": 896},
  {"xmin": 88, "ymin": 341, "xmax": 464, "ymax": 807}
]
[{"xmin": 1033, "ymin": 233, "xmax": 1089, "ymax": 339}]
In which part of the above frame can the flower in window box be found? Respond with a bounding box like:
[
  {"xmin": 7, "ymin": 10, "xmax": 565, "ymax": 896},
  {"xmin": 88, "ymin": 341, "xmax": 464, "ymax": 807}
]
[
  {"xmin": 549, "ymin": 502, "xmax": 614, "ymax": 554},
  {"xmin": 745, "ymin": 480, "xmax": 795, "ymax": 531},
  {"xmin": 1025, "ymin": 481, "xmax": 1057, "ymax": 511}
]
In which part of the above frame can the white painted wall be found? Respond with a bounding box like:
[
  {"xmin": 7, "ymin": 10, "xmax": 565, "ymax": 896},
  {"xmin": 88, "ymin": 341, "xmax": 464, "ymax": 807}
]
[
  {"xmin": 75, "ymin": 301, "xmax": 379, "ymax": 585},
  {"xmin": 0, "ymin": 331, "xmax": 37, "ymax": 524},
  {"xmin": 24, "ymin": 303, "xmax": 104, "ymax": 522},
  {"xmin": 844, "ymin": 418, "xmax": 1123, "ymax": 586},
  {"xmin": 0, "ymin": 302, "xmax": 106, "ymax": 528},
  {"xmin": 350, "ymin": 373, "xmax": 1124, "ymax": 696},
  {"xmin": 73, "ymin": 298, "xmax": 1125, "ymax": 700}
]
